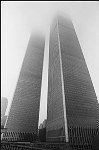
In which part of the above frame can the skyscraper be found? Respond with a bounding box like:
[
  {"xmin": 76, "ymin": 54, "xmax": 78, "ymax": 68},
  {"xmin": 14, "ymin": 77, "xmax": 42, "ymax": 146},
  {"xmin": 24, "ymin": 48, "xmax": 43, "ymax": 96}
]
[
  {"xmin": 1, "ymin": 97, "xmax": 8, "ymax": 117},
  {"xmin": 1, "ymin": 115, "xmax": 7, "ymax": 129},
  {"xmin": 2, "ymin": 33, "xmax": 45, "ymax": 142},
  {"xmin": 46, "ymin": 15, "xmax": 98, "ymax": 149},
  {"xmin": 1, "ymin": 97, "xmax": 8, "ymax": 129}
]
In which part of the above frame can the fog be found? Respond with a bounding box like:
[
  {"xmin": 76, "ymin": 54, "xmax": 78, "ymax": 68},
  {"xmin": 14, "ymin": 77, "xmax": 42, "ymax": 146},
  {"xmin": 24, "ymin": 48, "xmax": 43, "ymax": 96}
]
[{"xmin": 1, "ymin": 2, "xmax": 99, "ymax": 124}]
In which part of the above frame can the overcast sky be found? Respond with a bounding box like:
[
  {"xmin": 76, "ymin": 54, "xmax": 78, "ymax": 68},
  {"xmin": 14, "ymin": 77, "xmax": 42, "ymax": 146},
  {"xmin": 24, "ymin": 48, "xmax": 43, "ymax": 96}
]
[{"xmin": 1, "ymin": 1, "xmax": 99, "ymax": 125}]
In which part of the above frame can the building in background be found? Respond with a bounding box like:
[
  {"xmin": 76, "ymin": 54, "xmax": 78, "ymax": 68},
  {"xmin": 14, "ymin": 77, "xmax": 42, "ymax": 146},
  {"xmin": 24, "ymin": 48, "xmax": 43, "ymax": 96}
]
[
  {"xmin": 1, "ymin": 97, "xmax": 8, "ymax": 117},
  {"xmin": 2, "ymin": 33, "xmax": 45, "ymax": 142},
  {"xmin": 1, "ymin": 115, "xmax": 7, "ymax": 136},
  {"xmin": 46, "ymin": 15, "xmax": 98, "ymax": 149},
  {"xmin": 1, "ymin": 115, "xmax": 7, "ymax": 129},
  {"xmin": 39, "ymin": 119, "xmax": 47, "ymax": 142},
  {"xmin": 39, "ymin": 119, "xmax": 47, "ymax": 130},
  {"xmin": 1, "ymin": 97, "xmax": 8, "ymax": 130}
]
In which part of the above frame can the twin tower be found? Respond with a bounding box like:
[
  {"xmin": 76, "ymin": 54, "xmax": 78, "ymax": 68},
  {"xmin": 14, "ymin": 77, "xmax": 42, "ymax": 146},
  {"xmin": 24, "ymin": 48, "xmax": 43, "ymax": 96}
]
[{"xmin": 2, "ymin": 15, "xmax": 98, "ymax": 147}]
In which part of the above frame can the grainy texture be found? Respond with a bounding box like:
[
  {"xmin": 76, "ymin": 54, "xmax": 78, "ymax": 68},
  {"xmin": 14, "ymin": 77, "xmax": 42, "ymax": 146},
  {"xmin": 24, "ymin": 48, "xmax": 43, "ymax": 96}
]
[
  {"xmin": 2, "ymin": 34, "xmax": 45, "ymax": 142},
  {"xmin": 46, "ymin": 15, "xmax": 98, "ymax": 149}
]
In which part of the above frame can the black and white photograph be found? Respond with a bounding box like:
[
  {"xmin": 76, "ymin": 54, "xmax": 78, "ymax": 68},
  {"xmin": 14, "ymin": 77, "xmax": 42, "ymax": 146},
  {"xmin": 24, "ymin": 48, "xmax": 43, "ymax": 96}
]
[{"xmin": 1, "ymin": 1, "xmax": 99, "ymax": 150}]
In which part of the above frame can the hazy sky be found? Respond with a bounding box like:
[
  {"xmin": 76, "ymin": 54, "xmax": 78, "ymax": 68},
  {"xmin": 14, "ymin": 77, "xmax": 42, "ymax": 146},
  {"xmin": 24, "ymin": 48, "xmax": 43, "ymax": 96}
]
[{"xmin": 1, "ymin": 1, "xmax": 99, "ymax": 124}]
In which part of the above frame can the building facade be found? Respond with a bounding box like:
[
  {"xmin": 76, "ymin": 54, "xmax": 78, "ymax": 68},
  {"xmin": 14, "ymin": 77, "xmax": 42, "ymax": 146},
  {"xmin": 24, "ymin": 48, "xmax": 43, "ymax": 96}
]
[
  {"xmin": 46, "ymin": 15, "xmax": 98, "ymax": 149},
  {"xmin": 2, "ymin": 33, "xmax": 45, "ymax": 142},
  {"xmin": 97, "ymin": 103, "xmax": 99, "ymax": 128}
]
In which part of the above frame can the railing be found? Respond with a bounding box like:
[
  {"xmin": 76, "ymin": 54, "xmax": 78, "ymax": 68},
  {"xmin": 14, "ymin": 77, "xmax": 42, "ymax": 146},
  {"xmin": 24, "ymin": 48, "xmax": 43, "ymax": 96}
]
[
  {"xmin": 1, "ymin": 142, "xmax": 50, "ymax": 150},
  {"xmin": 1, "ymin": 142, "xmax": 66, "ymax": 150}
]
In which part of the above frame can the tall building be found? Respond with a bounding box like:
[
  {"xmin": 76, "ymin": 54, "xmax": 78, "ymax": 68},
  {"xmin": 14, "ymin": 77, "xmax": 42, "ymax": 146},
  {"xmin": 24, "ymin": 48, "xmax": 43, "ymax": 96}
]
[
  {"xmin": 46, "ymin": 15, "xmax": 98, "ymax": 149},
  {"xmin": 1, "ymin": 115, "xmax": 7, "ymax": 129},
  {"xmin": 2, "ymin": 33, "xmax": 45, "ymax": 142},
  {"xmin": 39, "ymin": 119, "xmax": 47, "ymax": 129},
  {"xmin": 1, "ymin": 97, "xmax": 8, "ymax": 130},
  {"xmin": 1, "ymin": 97, "xmax": 8, "ymax": 116}
]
